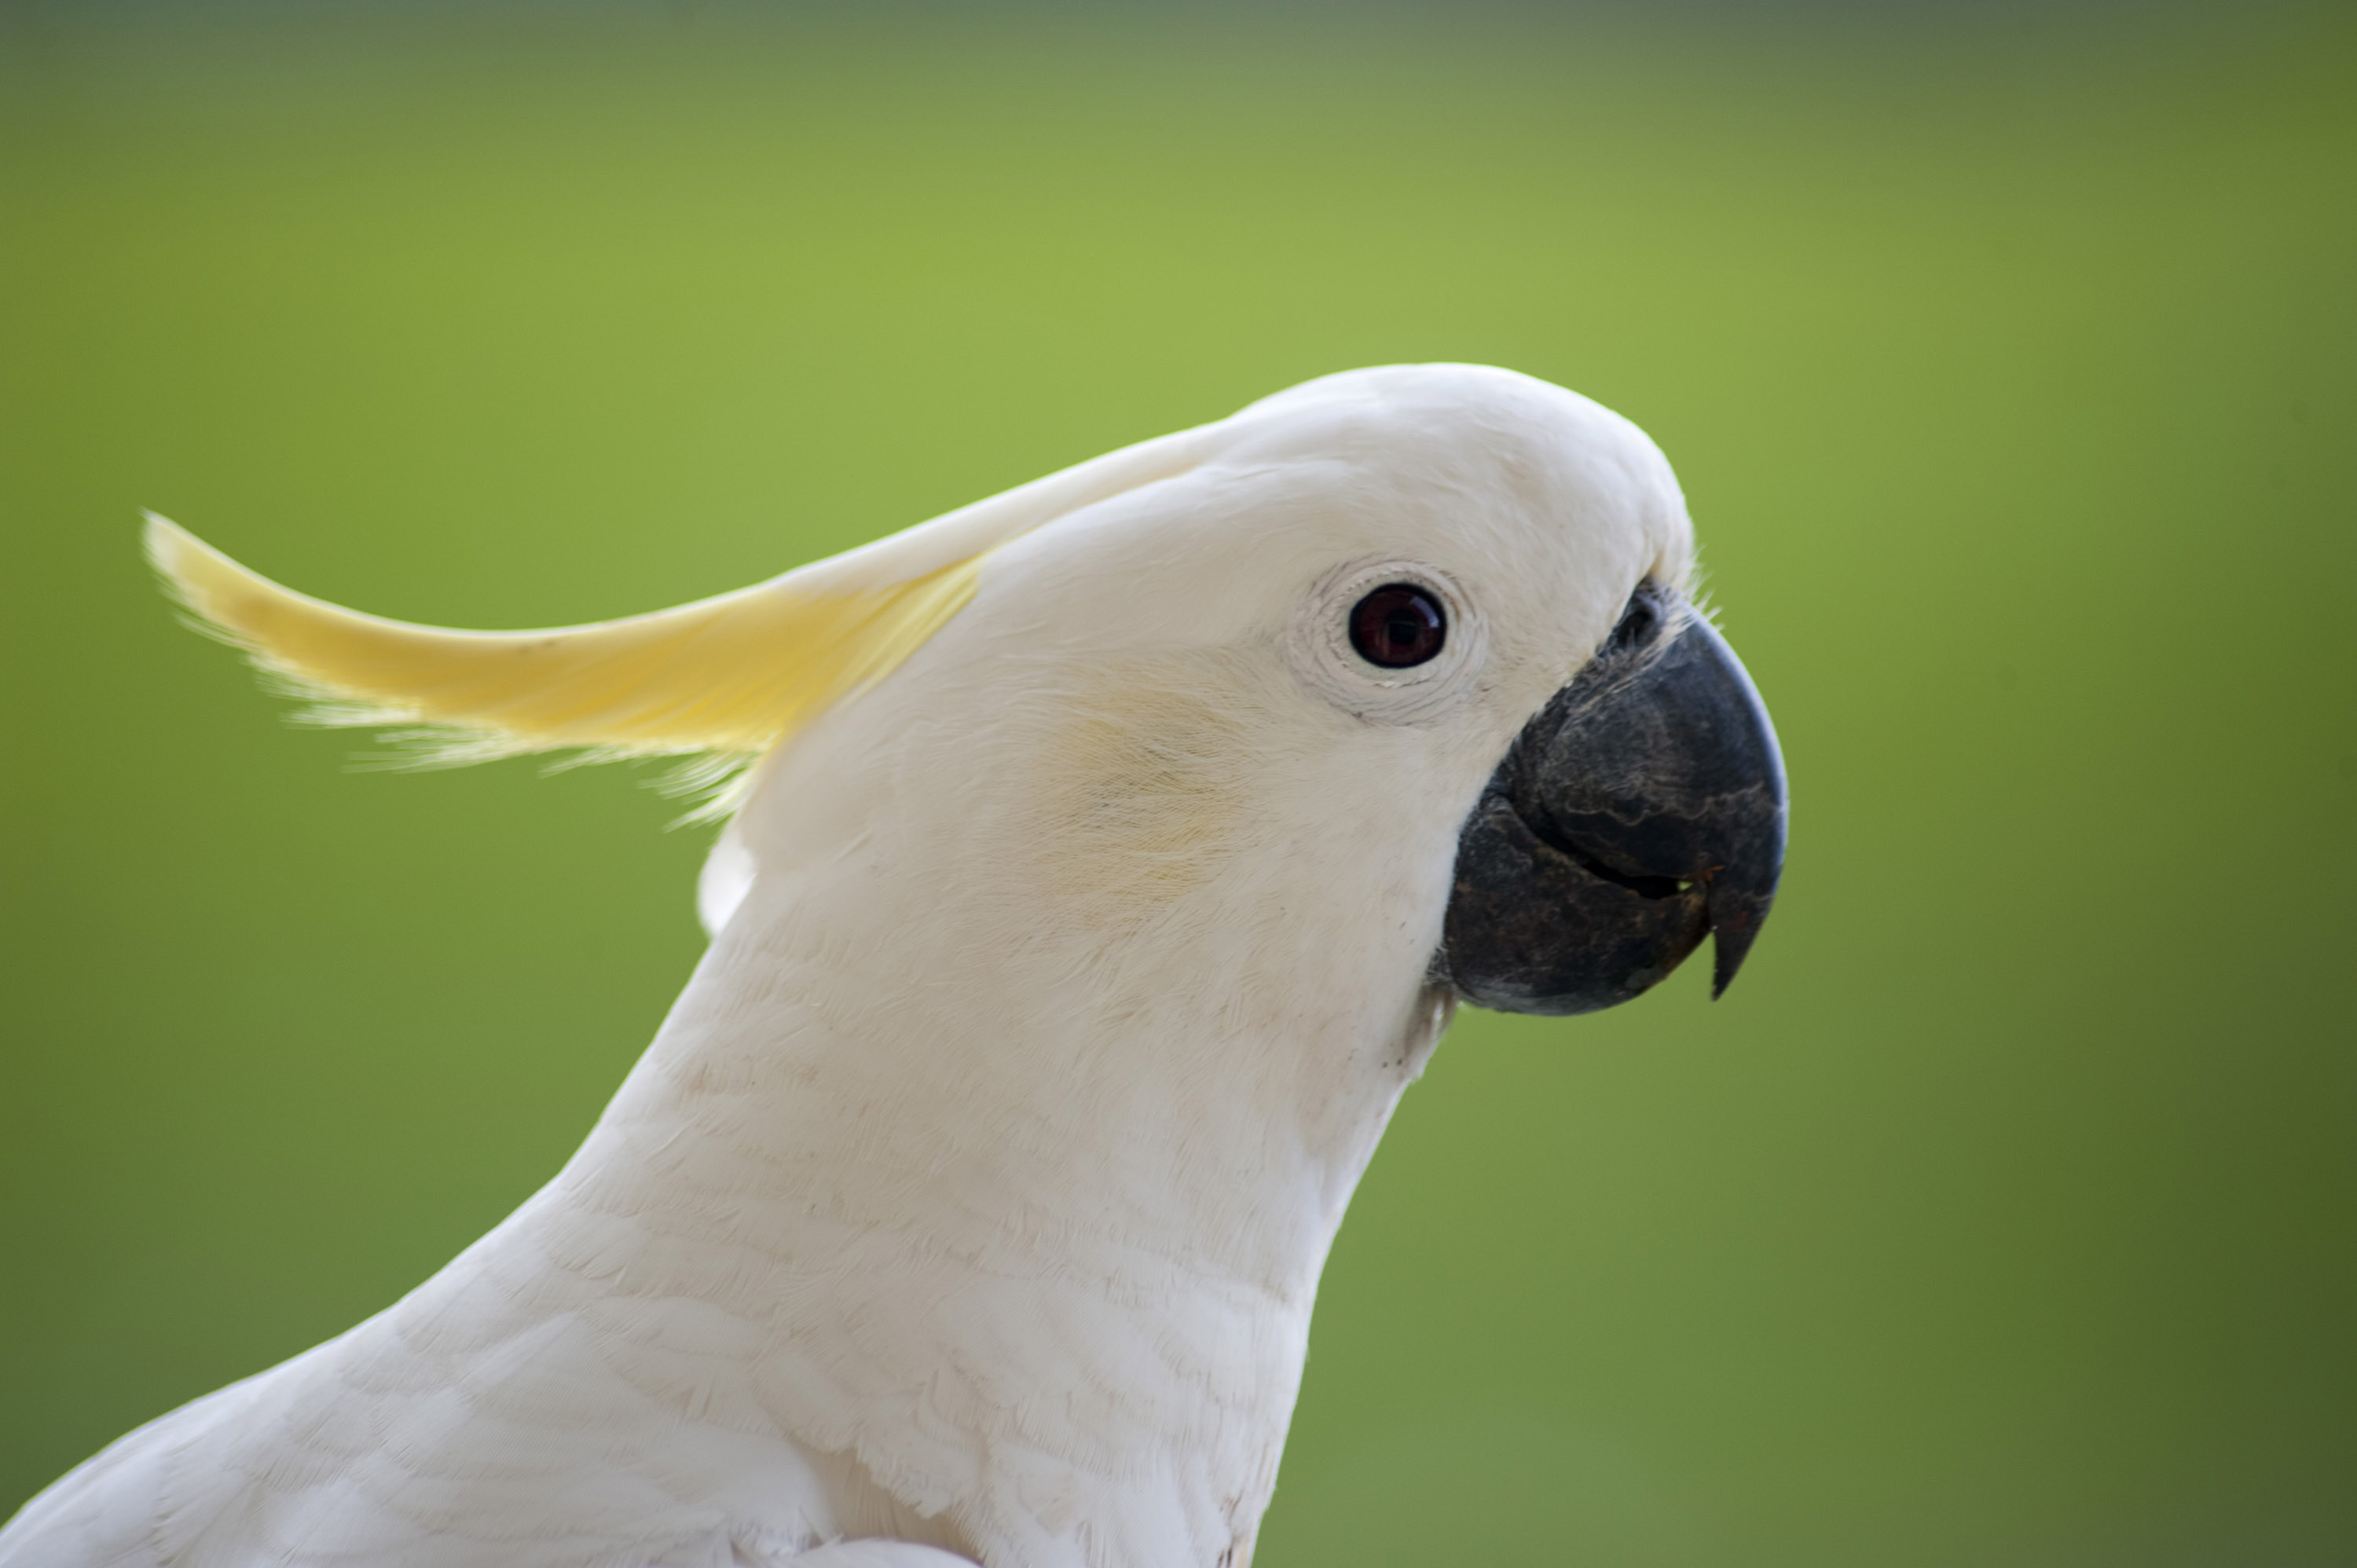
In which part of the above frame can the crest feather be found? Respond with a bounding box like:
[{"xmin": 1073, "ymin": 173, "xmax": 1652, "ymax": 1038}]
[
  {"xmin": 147, "ymin": 515, "xmax": 982, "ymax": 764},
  {"xmin": 143, "ymin": 425, "xmax": 1207, "ymax": 782}
]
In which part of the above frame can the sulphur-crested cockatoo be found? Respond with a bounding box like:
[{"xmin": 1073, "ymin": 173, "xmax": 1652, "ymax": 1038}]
[{"xmin": 2, "ymin": 365, "xmax": 1784, "ymax": 1568}]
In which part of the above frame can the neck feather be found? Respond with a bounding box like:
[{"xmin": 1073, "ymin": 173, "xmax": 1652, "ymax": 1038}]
[{"xmin": 524, "ymin": 848, "xmax": 1450, "ymax": 1568}]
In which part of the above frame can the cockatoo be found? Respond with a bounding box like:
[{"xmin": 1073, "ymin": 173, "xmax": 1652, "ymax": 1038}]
[{"xmin": 1, "ymin": 365, "xmax": 1785, "ymax": 1568}]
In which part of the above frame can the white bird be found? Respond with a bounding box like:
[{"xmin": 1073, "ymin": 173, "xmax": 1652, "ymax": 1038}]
[{"xmin": 1, "ymin": 364, "xmax": 1784, "ymax": 1568}]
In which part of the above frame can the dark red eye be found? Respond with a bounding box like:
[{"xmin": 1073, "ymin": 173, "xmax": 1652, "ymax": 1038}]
[{"xmin": 1348, "ymin": 584, "xmax": 1447, "ymax": 669}]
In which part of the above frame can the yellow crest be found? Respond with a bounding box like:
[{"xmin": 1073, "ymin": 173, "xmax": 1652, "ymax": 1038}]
[{"xmin": 146, "ymin": 427, "xmax": 1205, "ymax": 797}]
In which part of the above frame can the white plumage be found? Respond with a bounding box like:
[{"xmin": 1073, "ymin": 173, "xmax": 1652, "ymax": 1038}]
[{"xmin": 2, "ymin": 365, "xmax": 1696, "ymax": 1568}]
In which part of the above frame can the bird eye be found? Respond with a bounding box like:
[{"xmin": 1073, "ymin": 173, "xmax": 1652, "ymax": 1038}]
[{"xmin": 1348, "ymin": 584, "xmax": 1447, "ymax": 669}]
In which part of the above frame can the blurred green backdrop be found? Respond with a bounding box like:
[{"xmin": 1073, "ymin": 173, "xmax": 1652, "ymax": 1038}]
[{"xmin": 4, "ymin": 2, "xmax": 2352, "ymax": 1563}]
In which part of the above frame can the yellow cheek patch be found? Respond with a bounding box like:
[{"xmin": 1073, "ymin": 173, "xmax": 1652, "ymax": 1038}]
[
  {"xmin": 145, "ymin": 514, "xmax": 984, "ymax": 770},
  {"xmin": 1020, "ymin": 657, "xmax": 1257, "ymax": 920}
]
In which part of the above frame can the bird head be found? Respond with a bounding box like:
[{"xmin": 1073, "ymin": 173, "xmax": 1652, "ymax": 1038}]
[{"xmin": 148, "ymin": 363, "xmax": 1783, "ymax": 1023}]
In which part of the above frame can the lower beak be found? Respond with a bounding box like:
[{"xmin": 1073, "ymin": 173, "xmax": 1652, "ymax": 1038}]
[{"xmin": 1435, "ymin": 584, "xmax": 1788, "ymax": 1016}]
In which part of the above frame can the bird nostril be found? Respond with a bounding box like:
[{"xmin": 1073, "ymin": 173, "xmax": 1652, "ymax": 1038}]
[{"xmin": 1611, "ymin": 592, "xmax": 1659, "ymax": 652}]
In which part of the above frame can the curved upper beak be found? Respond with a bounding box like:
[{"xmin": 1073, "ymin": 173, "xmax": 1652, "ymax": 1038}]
[{"xmin": 1436, "ymin": 583, "xmax": 1787, "ymax": 1016}]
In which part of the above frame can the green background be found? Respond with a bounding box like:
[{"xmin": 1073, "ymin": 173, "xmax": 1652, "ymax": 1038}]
[{"xmin": 4, "ymin": 4, "xmax": 2352, "ymax": 1563}]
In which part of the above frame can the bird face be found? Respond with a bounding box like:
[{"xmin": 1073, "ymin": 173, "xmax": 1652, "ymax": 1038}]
[{"xmin": 845, "ymin": 362, "xmax": 1786, "ymax": 1017}]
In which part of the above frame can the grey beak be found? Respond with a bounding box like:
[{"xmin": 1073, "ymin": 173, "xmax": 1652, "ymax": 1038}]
[{"xmin": 1435, "ymin": 583, "xmax": 1787, "ymax": 1016}]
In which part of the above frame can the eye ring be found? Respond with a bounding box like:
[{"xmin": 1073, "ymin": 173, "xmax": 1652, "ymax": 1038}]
[
  {"xmin": 1349, "ymin": 584, "xmax": 1447, "ymax": 668},
  {"xmin": 1283, "ymin": 558, "xmax": 1486, "ymax": 726}
]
